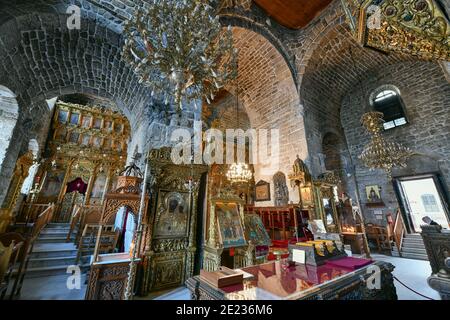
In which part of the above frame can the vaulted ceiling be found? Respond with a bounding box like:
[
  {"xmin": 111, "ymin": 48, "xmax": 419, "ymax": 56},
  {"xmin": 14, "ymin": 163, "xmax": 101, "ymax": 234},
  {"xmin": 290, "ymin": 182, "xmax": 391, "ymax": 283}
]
[{"xmin": 254, "ymin": 0, "xmax": 333, "ymax": 29}]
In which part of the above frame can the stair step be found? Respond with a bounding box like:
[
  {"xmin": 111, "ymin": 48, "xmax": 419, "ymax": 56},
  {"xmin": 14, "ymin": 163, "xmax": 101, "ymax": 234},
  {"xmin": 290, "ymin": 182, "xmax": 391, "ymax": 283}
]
[
  {"xmin": 35, "ymin": 237, "xmax": 74, "ymax": 243},
  {"xmin": 45, "ymin": 223, "xmax": 71, "ymax": 228},
  {"xmin": 39, "ymin": 233, "xmax": 72, "ymax": 239},
  {"xmin": 33, "ymin": 242, "xmax": 77, "ymax": 250},
  {"xmin": 402, "ymin": 239, "xmax": 425, "ymax": 244},
  {"xmin": 28, "ymin": 256, "xmax": 77, "ymax": 268},
  {"xmin": 22, "ymin": 264, "xmax": 91, "ymax": 278},
  {"xmin": 401, "ymin": 247, "xmax": 427, "ymax": 255},
  {"xmin": 401, "ymin": 252, "xmax": 429, "ymax": 261},
  {"xmin": 40, "ymin": 228, "xmax": 74, "ymax": 234},
  {"xmin": 30, "ymin": 249, "xmax": 78, "ymax": 259},
  {"xmin": 404, "ymin": 234, "xmax": 422, "ymax": 239}
]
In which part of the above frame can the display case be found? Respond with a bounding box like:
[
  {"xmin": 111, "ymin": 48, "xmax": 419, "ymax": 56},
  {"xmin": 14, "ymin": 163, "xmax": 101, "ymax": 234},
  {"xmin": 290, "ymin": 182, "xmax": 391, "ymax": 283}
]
[{"xmin": 187, "ymin": 259, "xmax": 397, "ymax": 300}]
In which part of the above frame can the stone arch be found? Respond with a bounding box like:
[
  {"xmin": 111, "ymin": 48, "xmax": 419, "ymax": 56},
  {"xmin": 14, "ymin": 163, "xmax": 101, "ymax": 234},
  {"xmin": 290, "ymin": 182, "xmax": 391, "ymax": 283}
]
[
  {"xmin": 219, "ymin": 13, "xmax": 298, "ymax": 88},
  {"xmin": 299, "ymin": 20, "xmax": 417, "ymax": 176},
  {"xmin": 228, "ymin": 27, "xmax": 306, "ymax": 200},
  {"xmin": 0, "ymin": 11, "xmax": 151, "ymax": 129},
  {"xmin": 369, "ymin": 84, "xmax": 402, "ymax": 105},
  {"xmin": 204, "ymin": 26, "xmax": 305, "ymax": 205},
  {"xmin": 294, "ymin": 0, "xmax": 346, "ymax": 91}
]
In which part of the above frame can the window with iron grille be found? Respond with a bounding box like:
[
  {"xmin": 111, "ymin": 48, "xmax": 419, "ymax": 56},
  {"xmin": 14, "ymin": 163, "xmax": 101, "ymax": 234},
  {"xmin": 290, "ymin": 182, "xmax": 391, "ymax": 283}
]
[{"xmin": 372, "ymin": 89, "xmax": 408, "ymax": 130}]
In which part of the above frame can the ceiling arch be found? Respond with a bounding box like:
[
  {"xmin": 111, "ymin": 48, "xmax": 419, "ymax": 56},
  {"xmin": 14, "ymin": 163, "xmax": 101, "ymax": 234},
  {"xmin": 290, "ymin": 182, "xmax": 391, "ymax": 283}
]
[
  {"xmin": 227, "ymin": 26, "xmax": 307, "ymax": 179},
  {"xmin": 300, "ymin": 24, "xmax": 416, "ymax": 125},
  {"xmin": 0, "ymin": 1, "xmax": 151, "ymax": 127}
]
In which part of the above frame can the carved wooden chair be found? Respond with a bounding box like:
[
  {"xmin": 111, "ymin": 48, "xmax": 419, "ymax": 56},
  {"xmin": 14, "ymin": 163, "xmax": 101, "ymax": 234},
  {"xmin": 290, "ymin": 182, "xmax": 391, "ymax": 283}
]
[
  {"xmin": 0, "ymin": 233, "xmax": 28, "ymax": 300},
  {"xmin": 365, "ymin": 223, "xmax": 391, "ymax": 252},
  {"xmin": 0, "ymin": 238, "xmax": 24, "ymax": 300}
]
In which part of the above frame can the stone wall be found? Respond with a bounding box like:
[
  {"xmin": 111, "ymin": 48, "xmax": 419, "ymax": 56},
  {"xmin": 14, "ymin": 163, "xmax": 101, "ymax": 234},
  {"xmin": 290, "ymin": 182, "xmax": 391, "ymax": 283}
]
[
  {"xmin": 341, "ymin": 61, "xmax": 450, "ymax": 224},
  {"xmin": 230, "ymin": 27, "xmax": 307, "ymax": 206}
]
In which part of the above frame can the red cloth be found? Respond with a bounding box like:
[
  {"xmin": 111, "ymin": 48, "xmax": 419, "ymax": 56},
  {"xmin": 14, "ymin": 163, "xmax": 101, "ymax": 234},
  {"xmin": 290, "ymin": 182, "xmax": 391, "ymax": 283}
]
[
  {"xmin": 325, "ymin": 257, "xmax": 373, "ymax": 270},
  {"xmin": 66, "ymin": 177, "xmax": 88, "ymax": 194}
]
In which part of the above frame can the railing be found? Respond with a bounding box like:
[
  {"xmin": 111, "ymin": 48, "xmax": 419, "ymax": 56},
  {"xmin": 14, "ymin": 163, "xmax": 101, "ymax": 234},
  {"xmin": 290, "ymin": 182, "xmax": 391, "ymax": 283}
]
[
  {"xmin": 16, "ymin": 203, "xmax": 51, "ymax": 225},
  {"xmin": 30, "ymin": 203, "xmax": 55, "ymax": 241},
  {"xmin": 66, "ymin": 204, "xmax": 82, "ymax": 242},
  {"xmin": 393, "ymin": 208, "xmax": 405, "ymax": 256},
  {"xmin": 66, "ymin": 205, "xmax": 103, "ymax": 244}
]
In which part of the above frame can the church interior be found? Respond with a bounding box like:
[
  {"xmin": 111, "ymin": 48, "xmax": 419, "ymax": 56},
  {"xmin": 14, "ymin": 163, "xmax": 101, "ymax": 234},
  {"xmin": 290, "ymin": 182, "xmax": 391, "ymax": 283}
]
[{"xmin": 0, "ymin": 0, "xmax": 449, "ymax": 302}]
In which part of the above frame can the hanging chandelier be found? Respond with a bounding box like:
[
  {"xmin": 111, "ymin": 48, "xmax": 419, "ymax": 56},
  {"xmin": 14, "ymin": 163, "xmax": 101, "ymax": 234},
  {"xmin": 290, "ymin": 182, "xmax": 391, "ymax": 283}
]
[
  {"xmin": 226, "ymin": 61, "xmax": 253, "ymax": 185},
  {"xmin": 122, "ymin": 0, "xmax": 238, "ymax": 110},
  {"xmin": 359, "ymin": 112, "xmax": 413, "ymax": 178},
  {"xmin": 226, "ymin": 162, "xmax": 253, "ymax": 184}
]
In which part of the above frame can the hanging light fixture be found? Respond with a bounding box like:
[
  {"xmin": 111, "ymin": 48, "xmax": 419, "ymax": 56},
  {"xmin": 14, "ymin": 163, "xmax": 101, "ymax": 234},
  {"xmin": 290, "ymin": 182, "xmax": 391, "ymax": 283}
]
[
  {"xmin": 122, "ymin": 0, "xmax": 237, "ymax": 110},
  {"xmin": 359, "ymin": 111, "xmax": 413, "ymax": 178},
  {"xmin": 347, "ymin": 46, "xmax": 414, "ymax": 179},
  {"xmin": 226, "ymin": 64, "xmax": 253, "ymax": 184},
  {"xmin": 226, "ymin": 162, "xmax": 253, "ymax": 184}
]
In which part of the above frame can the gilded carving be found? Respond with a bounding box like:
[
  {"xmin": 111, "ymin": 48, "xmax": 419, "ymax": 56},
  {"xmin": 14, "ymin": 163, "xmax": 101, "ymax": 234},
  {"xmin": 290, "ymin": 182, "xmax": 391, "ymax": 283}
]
[
  {"xmin": 342, "ymin": 0, "xmax": 450, "ymax": 60},
  {"xmin": 145, "ymin": 147, "xmax": 207, "ymax": 293}
]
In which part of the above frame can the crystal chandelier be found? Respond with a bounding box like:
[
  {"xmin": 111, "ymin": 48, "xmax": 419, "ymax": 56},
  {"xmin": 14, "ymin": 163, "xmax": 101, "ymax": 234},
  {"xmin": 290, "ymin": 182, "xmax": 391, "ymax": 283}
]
[
  {"xmin": 226, "ymin": 162, "xmax": 253, "ymax": 184},
  {"xmin": 359, "ymin": 112, "xmax": 413, "ymax": 178},
  {"xmin": 122, "ymin": 0, "xmax": 237, "ymax": 110}
]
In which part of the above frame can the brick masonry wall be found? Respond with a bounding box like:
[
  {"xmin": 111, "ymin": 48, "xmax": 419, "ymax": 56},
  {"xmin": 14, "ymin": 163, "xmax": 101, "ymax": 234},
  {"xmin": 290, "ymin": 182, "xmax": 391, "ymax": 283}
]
[
  {"xmin": 0, "ymin": 0, "xmax": 448, "ymax": 216},
  {"xmin": 341, "ymin": 61, "xmax": 450, "ymax": 224},
  {"xmin": 230, "ymin": 27, "xmax": 306, "ymax": 205}
]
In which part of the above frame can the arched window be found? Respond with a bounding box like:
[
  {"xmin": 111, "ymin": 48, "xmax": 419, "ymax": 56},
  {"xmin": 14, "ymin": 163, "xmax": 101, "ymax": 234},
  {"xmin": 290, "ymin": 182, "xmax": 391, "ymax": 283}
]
[
  {"xmin": 371, "ymin": 88, "xmax": 407, "ymax": 130},
  {"xmin": 0, "ymin": 85, "xmax": 19, "ymax": 168},
  {"xmin": 20, "ymin": 139, "xmax": 40, "ymax": 195}
]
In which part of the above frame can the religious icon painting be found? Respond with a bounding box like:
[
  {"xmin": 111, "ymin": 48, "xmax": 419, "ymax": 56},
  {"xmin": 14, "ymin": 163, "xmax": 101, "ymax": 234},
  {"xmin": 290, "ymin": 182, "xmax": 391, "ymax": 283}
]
[
  {"xmin": 41, "ymin": 171, "xmax": 65, "ymax": 198},
  {"xmin": 81, "ymin": 116, "xmax": 91, "ymax": 128},
  {"xmin": 365, "ymin": 185, "xmax": 382, "ymax": 204},
  {"xmin": 244, "ymin": 214, "xmax": 271, "ymax": 246},
  {"xmin": 300, "ymin": 186, "xmax": 313, "ymax": 206},
  {"xmin": 215, "ymin": 202, "xmax": 246, "ymax": 248},
  {"xmin": 81, "ymin": 134, "xmax": 91, "ymax": 146},
  {"xmin": 69, "ymin": 132, "xmax": 80, "ymax": 144},
  {"xmin": 90, "ymin": 174, "xmax": 107, "ymax": 199},
  {"xmin": 93, "ymin": 118, "xmax": 102, "ymax": 129},
  {"xmin": 154, "ymin": 191, "xmax": 190, "ymax": 238},
  {"xmin": 55, "ymin": 128, "xmax": 67, "ymax": 141},
  {"xmin": 255, "ymin": 180, "xmax": 270, "ymax": 202},
  {"xmin": 70, "ymin": 112, "xmax": 80, "ymax": 125},
  {"xmin": 104, "ymin": 120, "xmax": 112, "ymax": 132},
  {"xmin": 58, "ymin": 110, "xmax": 68, "ymax": 123},
  {"xmin": 92, "ymin": 136, "xmax": 102, "ymax": 148}
]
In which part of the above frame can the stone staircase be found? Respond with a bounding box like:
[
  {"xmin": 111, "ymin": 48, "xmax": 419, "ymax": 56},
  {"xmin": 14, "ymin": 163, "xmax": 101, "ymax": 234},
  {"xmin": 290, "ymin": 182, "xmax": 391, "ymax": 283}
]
[
  {"xmin": 392, "ymin": 233, "xmax": 428, "ymax": 261},
  {"xmin": 23, "ymin": 223, "xmax": 90, "ymax": 278}
]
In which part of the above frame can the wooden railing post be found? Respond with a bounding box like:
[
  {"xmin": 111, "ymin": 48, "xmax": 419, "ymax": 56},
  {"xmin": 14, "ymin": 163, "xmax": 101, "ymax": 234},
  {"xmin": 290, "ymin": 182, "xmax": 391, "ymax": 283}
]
[{"xmin": 393, "ymin": 208, "xmax": 405, "ymax": 256}]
